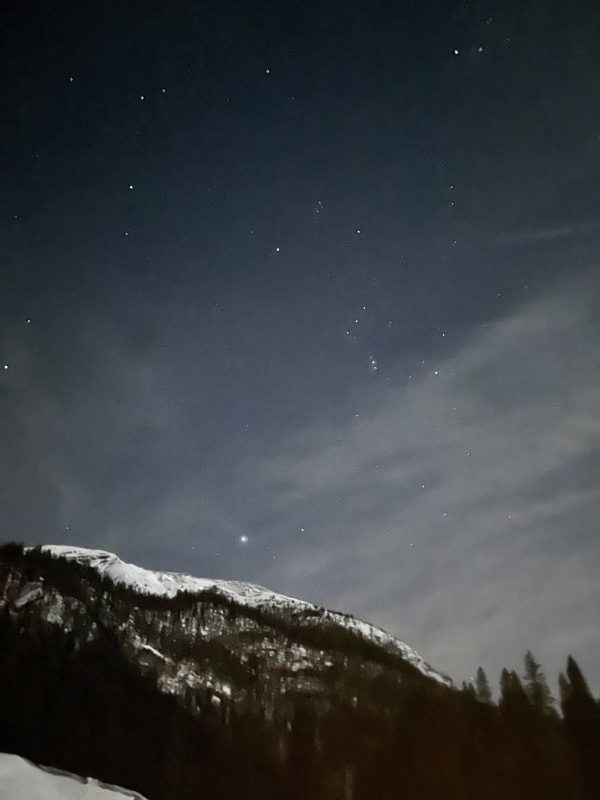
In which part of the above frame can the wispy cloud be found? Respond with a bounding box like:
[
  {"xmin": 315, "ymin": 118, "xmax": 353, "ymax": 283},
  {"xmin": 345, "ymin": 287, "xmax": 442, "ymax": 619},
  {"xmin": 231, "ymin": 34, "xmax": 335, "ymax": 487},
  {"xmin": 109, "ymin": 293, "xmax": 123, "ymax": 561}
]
[
  {"xmin": 229, "ymin": 275, "xmax": 600, "ymax": 691},
  {"xmin": 495, "ymin": 219, "xmax": 600, "ymax": 245}
]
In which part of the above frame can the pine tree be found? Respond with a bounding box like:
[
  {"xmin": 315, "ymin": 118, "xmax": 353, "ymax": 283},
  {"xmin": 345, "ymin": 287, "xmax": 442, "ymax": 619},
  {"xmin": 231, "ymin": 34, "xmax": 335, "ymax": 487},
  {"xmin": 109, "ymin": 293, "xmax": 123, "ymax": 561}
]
[
  {"xmin": 475, "ymin": 666, "xmax": 493, "ymax": 704},
  {"xmin": 565, "ymin": 656, "xmax": 593, "ymax": 698},
  {"xmin": 499, "ymin": 668, "xmax": 530, "ymax": 719},
  {"xmin": 560, "ymin": 656, "xmax": 600, "ymax": 799},
  {"xmin": 561, "ymin": 656, "xmax": 600, "ymax": 732},
  {"xmin": 523, "ymin": 650, "xmax": 554, "ymax": 713}
]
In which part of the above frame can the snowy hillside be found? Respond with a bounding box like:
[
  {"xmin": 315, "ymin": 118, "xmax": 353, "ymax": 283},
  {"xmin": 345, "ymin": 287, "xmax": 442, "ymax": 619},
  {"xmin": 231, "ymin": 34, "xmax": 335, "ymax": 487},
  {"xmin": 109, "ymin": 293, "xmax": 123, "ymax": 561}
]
[
  {"xmin": 0, "ymin": 753, "xmax": 147, "ymax": 799},
  {"xmin": 38, "ymin": 544, "xmax": 449, "ymax": 686}
]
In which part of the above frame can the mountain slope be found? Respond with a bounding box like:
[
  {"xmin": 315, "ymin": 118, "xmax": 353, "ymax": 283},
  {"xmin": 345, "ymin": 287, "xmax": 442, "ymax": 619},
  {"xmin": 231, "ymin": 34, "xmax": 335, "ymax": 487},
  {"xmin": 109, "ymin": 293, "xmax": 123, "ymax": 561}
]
[
  {"xmin": 38, "ymin": 544, "xmax": 449, "ymax": 686},
  {"xmin": 1, "ymin": 542, "xmax": 452, "ymax": 743}
]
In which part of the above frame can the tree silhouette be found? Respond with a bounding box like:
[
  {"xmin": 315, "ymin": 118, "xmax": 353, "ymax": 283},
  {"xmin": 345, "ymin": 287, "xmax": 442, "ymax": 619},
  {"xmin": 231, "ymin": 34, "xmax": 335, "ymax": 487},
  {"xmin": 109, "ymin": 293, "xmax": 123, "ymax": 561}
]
[
  {"xmin": 560, "ymin": 656, "xmax": 600, "ymax": 798},
  {"xmin": 475, "ymin": 666, "xmax": 493, "ymax": 704},
  {"xmin": 523, "ymin": 650, "xmax": 554, "ymax": 714}
]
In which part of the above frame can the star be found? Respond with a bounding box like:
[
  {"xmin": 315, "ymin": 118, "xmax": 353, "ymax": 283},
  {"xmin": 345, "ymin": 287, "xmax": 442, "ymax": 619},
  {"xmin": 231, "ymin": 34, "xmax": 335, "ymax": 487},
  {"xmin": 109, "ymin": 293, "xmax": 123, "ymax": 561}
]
[{"xmin": 239, "ymin": 535, "xmax": 249, "ymax": 545}]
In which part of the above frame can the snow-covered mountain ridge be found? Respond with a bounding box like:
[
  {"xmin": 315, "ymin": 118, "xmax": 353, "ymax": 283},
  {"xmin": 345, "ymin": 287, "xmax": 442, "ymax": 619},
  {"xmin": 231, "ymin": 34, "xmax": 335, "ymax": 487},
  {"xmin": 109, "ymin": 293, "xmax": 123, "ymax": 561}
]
[
  {"xmin": 1, "ymin": 539, "xmax": 454, "ymax": 743},
  {"xmin": 38, "ymin": 544, "xmax": 449, "ymax": 686}
]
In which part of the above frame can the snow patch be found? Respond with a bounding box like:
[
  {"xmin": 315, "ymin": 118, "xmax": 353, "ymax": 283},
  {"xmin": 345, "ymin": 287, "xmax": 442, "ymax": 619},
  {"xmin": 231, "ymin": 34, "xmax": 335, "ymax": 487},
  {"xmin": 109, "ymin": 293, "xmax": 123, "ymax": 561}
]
[
  {"xmin": 0, "ymin": 752, "xmax": 148, "ymax": 799},
  {"xmin": 139, "ymin": 643, "xmax": 165, "ymax": 660},
  {"xmin": 13, "ymin": 585, "xmax": 43, "ymax": 609}
]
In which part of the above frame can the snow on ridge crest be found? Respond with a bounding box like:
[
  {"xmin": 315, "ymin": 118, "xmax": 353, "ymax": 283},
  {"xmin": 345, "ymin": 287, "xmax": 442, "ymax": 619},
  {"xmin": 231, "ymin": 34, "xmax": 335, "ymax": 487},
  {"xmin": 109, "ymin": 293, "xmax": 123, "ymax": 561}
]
[
  {"xmin": 37, "ymin": 545, "xmax": 451, "ymax": 686},
  {"xmin": 41, "ymin": 545, "xmax": 304, "ymax": 605}
]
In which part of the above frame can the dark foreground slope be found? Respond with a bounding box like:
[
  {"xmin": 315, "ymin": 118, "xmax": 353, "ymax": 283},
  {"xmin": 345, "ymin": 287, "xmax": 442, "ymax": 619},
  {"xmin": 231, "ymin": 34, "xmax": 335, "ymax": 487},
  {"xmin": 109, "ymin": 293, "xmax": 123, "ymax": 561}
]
[{"xmin": 0, "ymin": 542, "xmax": 598, "ymax": 800}]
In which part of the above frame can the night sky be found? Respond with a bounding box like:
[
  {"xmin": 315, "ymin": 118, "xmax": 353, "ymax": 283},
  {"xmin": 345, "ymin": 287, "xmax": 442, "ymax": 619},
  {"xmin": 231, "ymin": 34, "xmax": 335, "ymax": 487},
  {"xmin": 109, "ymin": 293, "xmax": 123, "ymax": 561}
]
[{"xmin": 2, "ymin": 0, "xmax": 600, "ymax": 692}]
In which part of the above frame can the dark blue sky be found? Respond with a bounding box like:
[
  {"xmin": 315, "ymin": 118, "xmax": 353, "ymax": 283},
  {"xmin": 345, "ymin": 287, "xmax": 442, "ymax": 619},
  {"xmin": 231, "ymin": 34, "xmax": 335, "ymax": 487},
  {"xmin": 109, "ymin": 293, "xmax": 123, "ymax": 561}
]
[{"xmin": 2, "ymin": 0, "xmax": 600, "ymax": 692}]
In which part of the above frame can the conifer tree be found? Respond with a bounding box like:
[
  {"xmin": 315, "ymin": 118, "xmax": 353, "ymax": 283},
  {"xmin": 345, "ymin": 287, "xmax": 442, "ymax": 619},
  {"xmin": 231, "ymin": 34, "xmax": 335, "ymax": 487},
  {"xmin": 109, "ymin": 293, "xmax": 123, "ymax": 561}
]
[
  {"xmin": 499, "ymin": 668, "xmax": 529, "ymax": 720},
  {"xmin": 560, "ymin": 656, "xmax": 600, "ymax": 798},
  {"xmin": 475, "ymin": 666, "xmax": 492, "ymax": 704},
  {"xmin": 523, "ymin": 650, "xmax": 554, "ymax": 713},
  {"xmin": 565, "ymin": 656, "xmax": 593, "ymax": 698},
  {"xmin": 560, "ymin": 656, "xmax": 600, "ymax": 733}
]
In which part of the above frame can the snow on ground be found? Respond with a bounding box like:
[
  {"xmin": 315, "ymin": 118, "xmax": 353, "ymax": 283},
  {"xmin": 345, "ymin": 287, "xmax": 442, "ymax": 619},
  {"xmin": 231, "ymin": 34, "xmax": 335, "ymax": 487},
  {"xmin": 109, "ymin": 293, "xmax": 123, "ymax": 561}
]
[
  {"xmin": 0, "ymin": 753, "xmax": 147, "ymax": 799},
  {"xmin": 35, "ymin": 545, "xmax": 451, "ymax": 686}
]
